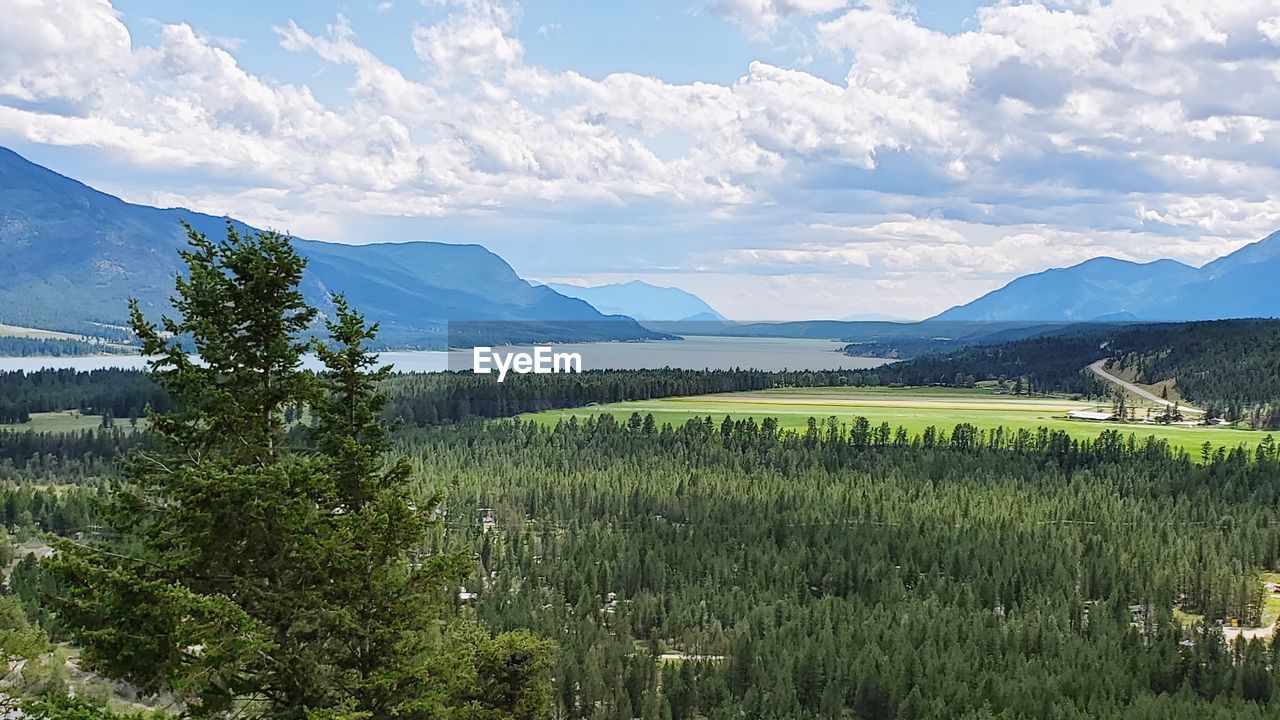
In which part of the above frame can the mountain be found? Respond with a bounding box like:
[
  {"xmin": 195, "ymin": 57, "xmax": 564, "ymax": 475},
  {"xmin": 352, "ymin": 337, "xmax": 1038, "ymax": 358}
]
[
  {"xmin": 840, "ymin": 312, "xmax": 913, "ymax": 322},
  {"xmin": 0, "ymin": 147, "xmax": 663, "ymax": 348},
  {"xmin": 931, "ymin": 231, "xmax": 1280, "ymax": 322},
  {"xmin": 544, "ymin": 280, "xmax": 726, "ymax": 322},
  {"xmin": 931, "ymin": 257, "xmax": 1199, "ymax": 322},
  {"xmin": 1143, "ymin": 230, "xmax": 1280, "ymax": 321}
]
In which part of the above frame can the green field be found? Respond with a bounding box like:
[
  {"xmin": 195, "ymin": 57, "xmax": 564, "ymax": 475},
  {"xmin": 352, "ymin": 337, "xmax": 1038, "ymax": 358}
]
[
  {"xmin": 0, "ymin": 411, "xmax": 143, "ymax": 433},
  {"xmin": 524, "ymin": 386, "xmax": 1266, "ymax": 457}
]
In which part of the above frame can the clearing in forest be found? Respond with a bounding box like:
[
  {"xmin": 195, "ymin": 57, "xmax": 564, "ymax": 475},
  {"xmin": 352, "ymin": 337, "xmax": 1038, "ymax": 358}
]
[
  {"xmin": 0, "ymin": 411, "xmax": 145, "ymax": 433},
  {"xmin": 525, "ymin": 386, "xmax": 1265, "ymax": 457}
]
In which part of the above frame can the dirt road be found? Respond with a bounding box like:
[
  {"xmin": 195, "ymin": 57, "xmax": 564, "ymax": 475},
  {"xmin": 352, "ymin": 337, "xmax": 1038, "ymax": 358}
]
[{"xmin": 1087, "ymin": 359, "xmax": 1203, "ymax": 415}]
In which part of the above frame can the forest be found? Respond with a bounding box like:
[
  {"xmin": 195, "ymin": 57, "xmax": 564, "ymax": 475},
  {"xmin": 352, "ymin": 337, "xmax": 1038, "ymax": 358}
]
[
  {"xmin": 885, "ymin": 320, "xmax": 1280, "ymax": 427},
  {"xmin": 10, "ymin": 403, "xmax": 1280, "ymax": 717},
  {"xmin": 0, "ymin": 368, "xmax": 169, "ymax": 424},
  {"xmin": 391, "ymin": 414, "xmax": 1280, "ymax": 719}
]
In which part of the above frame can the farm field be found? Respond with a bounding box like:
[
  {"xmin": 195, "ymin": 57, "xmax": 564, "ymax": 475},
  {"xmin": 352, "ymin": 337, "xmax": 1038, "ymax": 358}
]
[{"xmin": 524, "ymin": 385, "xmax": 1266, "ymax": 457}]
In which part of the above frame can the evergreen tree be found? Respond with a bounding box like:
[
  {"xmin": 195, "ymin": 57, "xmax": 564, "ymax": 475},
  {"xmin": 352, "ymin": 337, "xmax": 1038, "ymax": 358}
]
[{"xmin": 44, "ymin": 223, "xmax": 553, "ymax": 719}]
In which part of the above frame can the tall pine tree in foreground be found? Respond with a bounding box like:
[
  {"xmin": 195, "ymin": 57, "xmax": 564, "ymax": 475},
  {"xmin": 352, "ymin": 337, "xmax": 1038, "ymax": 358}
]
[{"xmin": 46, "ymin": 222, "xmax": 553, "ymax": 719}]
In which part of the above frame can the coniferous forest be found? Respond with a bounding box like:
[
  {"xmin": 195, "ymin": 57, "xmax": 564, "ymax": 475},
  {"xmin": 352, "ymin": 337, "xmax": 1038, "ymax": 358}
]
[
  {"xmin": 3, "ymin": 227, "xmax": 1280, "ymax": 719},
  {"xmin": 409, "ymin": 415, "xmax": 1280, "ymax": 719}
]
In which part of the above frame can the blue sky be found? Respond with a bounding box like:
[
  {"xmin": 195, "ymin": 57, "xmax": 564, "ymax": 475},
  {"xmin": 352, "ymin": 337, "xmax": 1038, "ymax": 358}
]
[{"xmin": 3, "ymin": 0, "xmax": 1279, "ymax": 320}]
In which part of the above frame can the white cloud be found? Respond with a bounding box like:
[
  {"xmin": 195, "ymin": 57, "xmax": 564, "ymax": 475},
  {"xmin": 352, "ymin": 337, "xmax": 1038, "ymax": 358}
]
[
  {"xmin": 709, "ymin": 0, "xmax": 850, "ymax": 40},
  {"xmin": 0, "ymin": 0, "xmax": 132, "ymax": 105},
  {"xmin": 412, "ymin": 1, "xmax": 524, "ymax": 76},
  {"xmin": 1262, "ymin": 16, "xmax": 1280, "ymax": 42},
  {"xmin": 3, "ymin": 0, "xmax": 1280, "ymax": 318},
  {"xmin": 716, "ymin": 217, "xmax": 1250, "ymax": 284}
]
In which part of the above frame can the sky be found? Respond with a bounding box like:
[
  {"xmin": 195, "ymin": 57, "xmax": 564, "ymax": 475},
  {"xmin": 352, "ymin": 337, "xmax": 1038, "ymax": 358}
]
[{"xmin": 3, "ymin": 0, "xmax": 1280, "ymax": 321}]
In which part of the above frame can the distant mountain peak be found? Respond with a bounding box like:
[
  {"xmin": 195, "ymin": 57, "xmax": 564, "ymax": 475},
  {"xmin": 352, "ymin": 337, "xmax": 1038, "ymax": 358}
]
[
  {"xmin": 930, "ymin": 233, "xmax": 1280, "ymax": 322},
  {"xmin": 544, "ymin": 280, "xmax": 727, "ymax": 322}
]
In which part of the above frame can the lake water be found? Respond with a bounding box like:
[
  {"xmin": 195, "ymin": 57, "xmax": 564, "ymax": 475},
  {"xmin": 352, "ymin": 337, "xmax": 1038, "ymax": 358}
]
[{"xmin": 0, "ymin": 336, "xmax": 890, "ymax": 374}]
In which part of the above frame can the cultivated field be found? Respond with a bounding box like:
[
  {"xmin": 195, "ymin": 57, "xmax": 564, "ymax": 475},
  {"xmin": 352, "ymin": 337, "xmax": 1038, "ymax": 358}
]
[{"xmin": 525, "ymin": 386, "xmax": 1266, "ymax": 456}]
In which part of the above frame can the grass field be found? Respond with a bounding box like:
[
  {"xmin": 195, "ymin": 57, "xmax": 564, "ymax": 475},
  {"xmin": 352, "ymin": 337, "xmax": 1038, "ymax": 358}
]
[
  {"xmin": 0, "ymin": 323, "xmax": 87, "ymax": 341},
  {"xmin": 0, "ymin": 411, "xmax": 144, "ymax": 433},
  {"xmin": 524, "ymin": 386, "xmax": 1266, "ymax": 457},
  {"xmin": 0, "ymin": 322, "xmax": 135, "ymax": 351},
  {"xmin": 1262, "ymin": 573, "xmax": 1280, "ymax": 628}
]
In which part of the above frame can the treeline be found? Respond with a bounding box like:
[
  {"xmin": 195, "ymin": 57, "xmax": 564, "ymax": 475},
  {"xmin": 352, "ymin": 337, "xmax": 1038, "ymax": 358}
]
[
  {"xmin": 397, "ymin": 414, "xmax": 1280, "ymax": 719},
  {"xmin": 887, "ymin": 320, "xmax": 1280, "ymax": 426},
  {"xmin": 1, "ymin": 367, "xmax": 893, "ymax": 428},
  {"xmin": 0, "ymin": 428, "xmax": 147, "ymax": 483},
  {"xmin": 0, "ymin": 483, "xmax": 103, "ymax": 536},
  {"xmin": 0, "ymin": 336, "xmax": 135, "ymax": 357},
  {"xmin": 883, "ymin": 330, "xmax": 1111, "ymax": 393},
  {"xmin": 381, "ymin": 368, "xmax": 886, "ymax": 426},
  {"xmin": 0, "ymin": 368, "xmax": 169, "ymax": 424}
]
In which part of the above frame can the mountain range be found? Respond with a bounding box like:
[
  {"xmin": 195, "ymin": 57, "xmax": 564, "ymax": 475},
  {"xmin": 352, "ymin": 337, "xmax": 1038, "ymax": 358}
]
[
  {"xmin": 7, "ymin": 144, "xmax": 1280, "ymax": 348},
  {"xmin": 0, "ymin": 147, "xmax": 662, "ymax": 348},
  {"xmin": 543, "ymin": 280, "xmax": 726, "ymax": 322},
  {"xmin": 932, "ymin": 231, "xmax": 1280, "ymax": 322}
]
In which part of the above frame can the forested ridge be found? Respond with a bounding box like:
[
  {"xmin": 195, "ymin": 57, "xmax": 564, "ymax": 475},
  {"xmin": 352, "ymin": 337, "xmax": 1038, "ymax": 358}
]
[
  {"xmin": 1110, "ymin": 321, "xmax": 1280, "ymax": 424},
  {"xmin": 886, "ymin": 319, "xmax": 1280, "ymax": 427}
]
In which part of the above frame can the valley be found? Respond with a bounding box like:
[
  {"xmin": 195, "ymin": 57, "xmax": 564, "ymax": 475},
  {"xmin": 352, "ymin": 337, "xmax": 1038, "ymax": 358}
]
[
  {"xmin": 5, "ymin": 2, "xmax": 1280, "ymax": 717},
  {"xmin": 524, "ymin": 385, "xmax": 1266, "ymax": 457}
]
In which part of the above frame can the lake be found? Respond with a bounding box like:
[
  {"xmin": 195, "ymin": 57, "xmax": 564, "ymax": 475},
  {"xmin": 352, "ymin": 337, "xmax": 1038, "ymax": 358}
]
[{"xmin": 0, "ymin": 336, "xmax": 891, "ymax": 374}]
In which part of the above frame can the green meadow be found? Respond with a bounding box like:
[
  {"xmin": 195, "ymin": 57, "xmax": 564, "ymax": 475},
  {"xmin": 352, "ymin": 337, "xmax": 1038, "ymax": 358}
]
[
  {"xmin": 524, "ymin": 385, "xmax": 1267, "ymax": 457},
  {"xmin": 0, "ymin": 411, "xmax": 144, "ymax": 433}
]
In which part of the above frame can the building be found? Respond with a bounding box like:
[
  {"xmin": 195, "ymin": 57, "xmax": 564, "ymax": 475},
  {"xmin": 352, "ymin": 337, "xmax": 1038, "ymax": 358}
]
[{"xmin": 1068, "ymin": 410, "xmax": 1116, "ymax": 421}]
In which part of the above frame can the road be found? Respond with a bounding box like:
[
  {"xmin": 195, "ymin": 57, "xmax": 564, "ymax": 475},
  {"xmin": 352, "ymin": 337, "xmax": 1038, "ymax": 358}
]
[
  {"xmin": 1087, "ymin": 359, "xmax": 1203, "ymax": 415},
  {"xmin": 1224, "ymin": 624, "xmax": 1276, "ymax": 642}
]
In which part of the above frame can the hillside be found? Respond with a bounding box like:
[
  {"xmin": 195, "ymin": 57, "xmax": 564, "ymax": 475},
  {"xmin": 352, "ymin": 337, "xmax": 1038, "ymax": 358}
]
[
  {"xmin": 888, "ymin": 319, "xmax": 1280, "ymax": 427},
  {"xmin": 932, "ymin": 232, "xmax": 1280, "ymax": 322},
  {"xmin": 0, "ymin": 147, "xmax": 661, "ymax": 348},
  {"xmin": 544, "ymin": 280, "xmax": 726, "ymax": 322}
]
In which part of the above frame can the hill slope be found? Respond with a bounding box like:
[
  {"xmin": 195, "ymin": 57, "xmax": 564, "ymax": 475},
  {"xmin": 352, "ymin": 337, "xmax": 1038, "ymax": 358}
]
[
  {"xmin": 0, "ymin": 147, "xmax": 660, "ymax": 348},
  {"xmin": 889, "ymin": 319, "xmax": 1280, "ymax": 427},
  {"xmin": 544, "ymin": 280, "xmax": 726, "ymax": 322},
  {"xmin": 931, "ymin": 232, "xmax": 1280, "ymax": 322}
]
